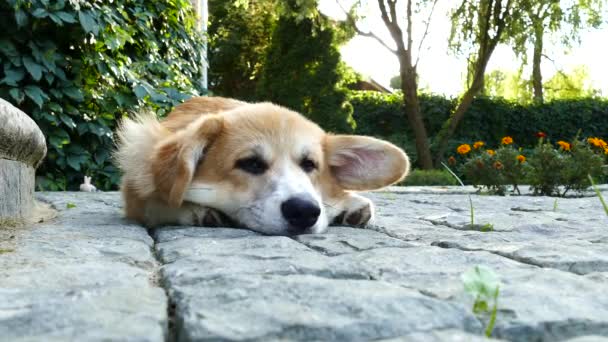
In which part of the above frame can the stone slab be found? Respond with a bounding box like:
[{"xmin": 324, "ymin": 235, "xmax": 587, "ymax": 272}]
[
  {"xmin": 0, "ymin": 192, "xmax": 167, "ymax": 341},
  {"xmin": 3, "ymin": 188, "xmax": 608, "ymax": 341},
  {"xmin": 0, "ymin": 159, "xmax": 35, "ymax": 221}
]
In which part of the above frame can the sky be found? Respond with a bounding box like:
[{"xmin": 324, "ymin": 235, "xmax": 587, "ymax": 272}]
[{"xmin": 318, "ymin": 0, "xmax": 608, "ymax": 97}]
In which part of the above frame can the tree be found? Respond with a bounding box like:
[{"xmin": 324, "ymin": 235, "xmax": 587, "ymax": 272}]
[
  {"xmin": 544, "ymin": 65, "xmax": 601, "ymax": 100},
  {"xmin": 339, "ymin": 0, "xmax": 439, "ymax": 169},
  {"xmin": 208, "ymin": 0, "xmax": 279, "ymax": 99},
  {"xmin": 256, "ymin": 12, "xmax": 357, "ymax": 132},
  {"xmin": 434, "ymin": 0, "xmax": 521, "ymax": 164},
  {"xmin": 508, "ymin": 0, "xmax": 605, "ymax": 103}
]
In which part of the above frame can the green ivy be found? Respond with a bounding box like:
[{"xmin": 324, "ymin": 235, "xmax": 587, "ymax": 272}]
[{"xmin": 0, "ymin": 0, "xmax": 206, "ymax": 190}]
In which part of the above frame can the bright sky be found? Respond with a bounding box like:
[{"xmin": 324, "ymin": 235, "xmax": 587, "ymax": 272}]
[{"xmin": 319, "ymin": 0, "xmax": 608, "ymax": 97}]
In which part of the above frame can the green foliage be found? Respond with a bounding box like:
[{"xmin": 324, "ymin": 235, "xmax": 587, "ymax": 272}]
[
  {"xmin": 256, "ymin": 13, "xmax": 356, "ymax": 133},
  {"xmin": 485, "ymin": 67, "xmax": 601, "ymax": 103},
  {"xmin": 0, "ymin": 0, "xmax": 206, "ymax": 190},
  {"xmin": 208, "ymin": 0, "xmax": 279, "ymax": 99},
  {"xmin": 349, "ymin": 91, "xmax": 608, "ymax": 167},
  {"xmin": 460, "ymin": 146, "xmax": 528, "ymax": 195},
  {"xmin": 462, "ymin": 265, "xmax": 501, "ymax": 338},
  {"xmin": 527, "ymin": 139, "xmax": 604, "ymax": 196},
  {"xmin": 401, "ymin": 169, "xmax": 458, "ymax": 186}
]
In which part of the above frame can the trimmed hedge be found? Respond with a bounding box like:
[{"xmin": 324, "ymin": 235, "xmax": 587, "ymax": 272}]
[{"xmin": 349, "ymin": 91, "xmax": 608, "ymax": 163}]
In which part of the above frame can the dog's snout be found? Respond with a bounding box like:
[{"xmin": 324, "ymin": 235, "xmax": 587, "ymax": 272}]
[{"xmin": 281, "ymin": 196, "xmax": 321, "ymax": 233}]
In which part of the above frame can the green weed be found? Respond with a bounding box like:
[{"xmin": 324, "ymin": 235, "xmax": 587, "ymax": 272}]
[{"xmin": 462, "ymin": 265, "xmax": 501, "ymax": 337}]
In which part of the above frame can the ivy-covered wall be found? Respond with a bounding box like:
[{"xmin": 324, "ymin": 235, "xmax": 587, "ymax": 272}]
[{"xmin": 0, "ymin": 0, "xmax": 206, "ymax": 190}]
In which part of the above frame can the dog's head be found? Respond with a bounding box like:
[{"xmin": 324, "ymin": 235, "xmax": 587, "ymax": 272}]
[{"xmin": 152, "ymin": 102, "xmax": 409, "ymax": 235}]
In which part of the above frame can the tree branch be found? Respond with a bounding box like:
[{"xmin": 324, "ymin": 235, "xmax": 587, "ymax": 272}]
[
  {"xmin": 415, "ymin": 0, "xmax": 439, "ymax": 67},
  {"xmin": 335, "ymin": 0, "xmax": 398, "ymax": 54},
  {"xmin": 378, "ymin": 0, "xmax": 406, "ymax": 52}
]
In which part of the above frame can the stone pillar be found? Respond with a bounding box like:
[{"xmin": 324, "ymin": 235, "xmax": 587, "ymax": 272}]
[
  {"xmin": 0, "ymin": 98, "xmax": 47, "ymax": 224},
  {"xmin": 190, "ymin": 0, "xmax": 208, "ymax": 89}
]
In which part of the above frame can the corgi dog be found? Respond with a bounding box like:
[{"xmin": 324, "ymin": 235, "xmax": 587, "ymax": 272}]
[{"xmin": 114, "ymin": 96, "xmax": 409, "ymax": 235}]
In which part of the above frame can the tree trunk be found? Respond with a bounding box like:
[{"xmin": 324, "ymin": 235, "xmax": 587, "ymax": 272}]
[
  {"xmin": 399, "ymin": 57, "xmax": 433, "ymax": 170},
  {"xmin": 532, "ymin": 22, "xmax": 544, "ymax": 103},
  {"xmin": 433, "ymin": 54, "xmax": 491, "ymax": 164}
]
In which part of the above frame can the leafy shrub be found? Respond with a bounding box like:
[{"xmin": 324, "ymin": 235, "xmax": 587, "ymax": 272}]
[
  {"xmin": 460, "ymin": 145, "xmax": 528, "ymax": 195},
  {"xmin": 527, "ymin": 139, "xmax": 604, "ymax": 196},
  {"xmin": 0, "ymin": 0, "xmax": 206, "ymax": 190},
  {"xmin": 401, "ymin": 169, "xmax": 458, "ymax": 186}
]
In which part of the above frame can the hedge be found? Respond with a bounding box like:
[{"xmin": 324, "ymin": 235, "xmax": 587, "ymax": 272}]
[
  {"xmin": 0, "ymin": 0, "xmax": 206, "ymax": 191},
  {"xmin": 349, "ymin": 91, "xmax": 608, "ymax": 163}
]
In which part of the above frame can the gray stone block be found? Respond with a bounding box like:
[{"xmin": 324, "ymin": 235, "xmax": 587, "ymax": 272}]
[{"xmin": 0, "ymin": 98, "xmax": 47, "ymax": 223}]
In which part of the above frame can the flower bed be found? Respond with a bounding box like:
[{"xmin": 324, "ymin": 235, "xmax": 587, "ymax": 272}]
[{"xmin": 450, "ymin": 133, "xmax": 607, "ymax": 196}]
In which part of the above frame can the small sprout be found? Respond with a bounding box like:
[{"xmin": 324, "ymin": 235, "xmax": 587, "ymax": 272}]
[
  {"xmin": 553, "ymin": 198, "xmax": 558, "ymax": 212},
  {"xmin": 442, "ymin": 162, "xmax": 495, "ymax": 231},
  {"xmin": 462, "ymin": 265, "xmax": 501, "ymax": 337},
  {"xmin": 588, "ymin": 174, "xmax": 608, "ymax": 216},
  {"xmin": 66, "ymin": 202, "xmax": 77, "ymax": 209},
  {"xmin": 480, "ymin": 223, "xmax": 494, "ymax": 232}
]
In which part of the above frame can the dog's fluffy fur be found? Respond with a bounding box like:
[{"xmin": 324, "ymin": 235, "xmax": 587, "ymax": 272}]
[{"xmin": 114, "ymin": 96, "xmax": 409, "ymax": 235}]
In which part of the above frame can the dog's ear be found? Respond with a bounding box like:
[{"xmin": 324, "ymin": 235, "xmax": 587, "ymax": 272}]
[
  {"xmin": 152, "ymin": 114, "xmax": 223, "ymax": 208},
  {"xmin": 324, "ymin": 135, "xmax": 409, "ymax": 191}
]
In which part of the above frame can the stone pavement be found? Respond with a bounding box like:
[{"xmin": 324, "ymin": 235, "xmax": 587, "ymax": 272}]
[{"xmin": 1, "ymin": 187, "xmax": 607, "ymax": 341}]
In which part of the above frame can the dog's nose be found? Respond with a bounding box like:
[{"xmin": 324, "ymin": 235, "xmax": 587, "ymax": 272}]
[{"xmin": 281, "ymin": 196, "xmax": 321, "ymax": 233}]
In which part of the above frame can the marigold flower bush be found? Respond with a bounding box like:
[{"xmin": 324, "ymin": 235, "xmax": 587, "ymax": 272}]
[{"xmin": 453, "ymin": 134, "xmax": 607, "ymax": 196}]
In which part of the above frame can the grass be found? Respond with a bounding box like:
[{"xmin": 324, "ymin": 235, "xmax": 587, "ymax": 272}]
[{"xmin": 588, "ymin": 174, "xmax": 608, "ymax": 216}]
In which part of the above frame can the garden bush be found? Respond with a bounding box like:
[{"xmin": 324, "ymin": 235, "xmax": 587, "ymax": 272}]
[{"xmin": 0, "ymin": 0, "xmax": 206, "ymax": 190}]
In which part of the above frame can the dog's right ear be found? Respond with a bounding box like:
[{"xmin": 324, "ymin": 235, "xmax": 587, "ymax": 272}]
[{"xmin": 152, "ymin": 114, "xmax": 223, "ymax": 208}]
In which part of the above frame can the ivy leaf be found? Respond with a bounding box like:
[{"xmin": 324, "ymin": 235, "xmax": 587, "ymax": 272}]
[
  {"xmin": 133, "ymin": 84, "xmax": 147, "ymax": 99},
  {"xmin": 31, "ymin": 8, "xmax": 49, "ymax": 18},
  {"xmin": 55, "ymin": 11, "xmax": 76, "ymax": 23},
  {"xmin": 15, "ymin": 10, "xmax": 29, "ymax": 28},
  {"xmin": 9, "ymin": 88, "xmax": 24, "ymax": 103},
  {"xmin": 24, "ymin": 85, "xmax": 47, "ymax": 108},
  {"xmin": 63, "ymin": 87, "xmax": 84, "ymax": 102},
  {"xmin": 23, "ymin": 57, "xmax": 43, "ymax": 81},
  {"xmin": 0, "ymin": 39, "xmax": 18, "ymax": 57},
  {"xmin": 59, "ymin": 113, "xmax": 76, "ymax": 128},
  {"xmin": 66, "ymin": 155, "xmax": 82, "ymax": 171},
  {"xmin": 0, "ymin": 68, "xmax": 25, "ymax": 86},
  {"xmin": 78, "ymin": 11, "xmax": 99, "ymax": 35},
  {"xmin": 48, "ymin": 13, "xmax": 63, "ymax": 25}
]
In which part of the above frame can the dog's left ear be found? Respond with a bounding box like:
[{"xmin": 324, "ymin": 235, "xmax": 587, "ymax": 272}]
[
  {"xmin": 325, "ymin": 135, "xmax": 410, "ymax": 190},
  {"xmin": 152, "ymin": 114, "xmax": 223, "ymax": 208}
]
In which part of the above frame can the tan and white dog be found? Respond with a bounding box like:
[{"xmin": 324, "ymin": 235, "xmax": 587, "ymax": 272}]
[{"xmin": 114, "ymin": 96, "xmax": 409, "ymax": 236}]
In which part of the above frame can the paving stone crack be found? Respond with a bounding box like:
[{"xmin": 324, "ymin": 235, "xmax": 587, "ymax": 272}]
[{"xmin": 147, "ymin": 228, "xmax": 176, "ymax": 342}]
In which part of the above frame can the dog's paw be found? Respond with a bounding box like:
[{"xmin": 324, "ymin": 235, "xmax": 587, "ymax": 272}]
[
  {"xmin": 191, "ymin": 206, "xmax": 230, "ymax": 227},
  {"xmin": 332, "ymin": 195, "xmax": 374, "ymax": 227}
]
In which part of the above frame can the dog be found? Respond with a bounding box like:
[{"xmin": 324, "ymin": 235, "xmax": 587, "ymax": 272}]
[{"xmin": 114, "ymin": 96, "xmax": 409, "ymax": 235}]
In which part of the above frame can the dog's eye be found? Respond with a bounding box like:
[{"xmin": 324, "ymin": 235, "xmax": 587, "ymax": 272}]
[
  {"xmin": 300, "ymin": 158, "xmax": 317, "ymax": 173},
  {"xmin": 235, "ymin": 156, "xmax": 268, "ymax": 175}
]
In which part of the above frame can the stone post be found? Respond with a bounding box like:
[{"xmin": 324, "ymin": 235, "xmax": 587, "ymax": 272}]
[
  {"xmin": 0, "ymin": 98, "xmax": 47, "ymax": 224},
  {"xmin": 190, "ymin": 0, "xmax": 208, "ymax": 89}
]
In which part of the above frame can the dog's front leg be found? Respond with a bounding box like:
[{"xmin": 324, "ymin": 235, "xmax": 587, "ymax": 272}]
[
  {"xmin": 144, "ymin": 200, "xmax": 230, "ymax": 227},
  {"xmin": 327, "ymin": 192, "xmax": 374, "ymax": 227}
]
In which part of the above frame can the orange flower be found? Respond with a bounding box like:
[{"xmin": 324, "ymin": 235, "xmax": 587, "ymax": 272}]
[
  {"xmin": 588, "ymin": 137, "xmax": 607, "ymax": 149},
  {"xmin": 493, "ymin": 161, "xmax": 504, "ymax": 170},
  {"xmin": 557, "ymin": 141, "xmax": 571, "ymax": 151},
  {"xmin": 457, "ymin": 144, "xmax": 471, "ymax": 155},
  {"xmin": 473, "ymin": 141, "xmax": 485, "ymax": 149},
  {"xmin": 486, "ymin": 149, "xmax": 496, "ymax": 156},
  {"xmin": 517, "ymin": 155, "xmax": 526, "ymax": 163},
  {"xmin": 604, "ymin": 147, "xmax": 608, "ymax": 155},
  {"xmin": 536, "ymin": 132, "xmax": 547, "ymax": 138},
  {"xmin": 448, "ymin": 156, "xmax": 457, "ymax": 165},
  {"xmin": 501, "ymin": 136, "xmax": 514, "ymax": 145}
]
